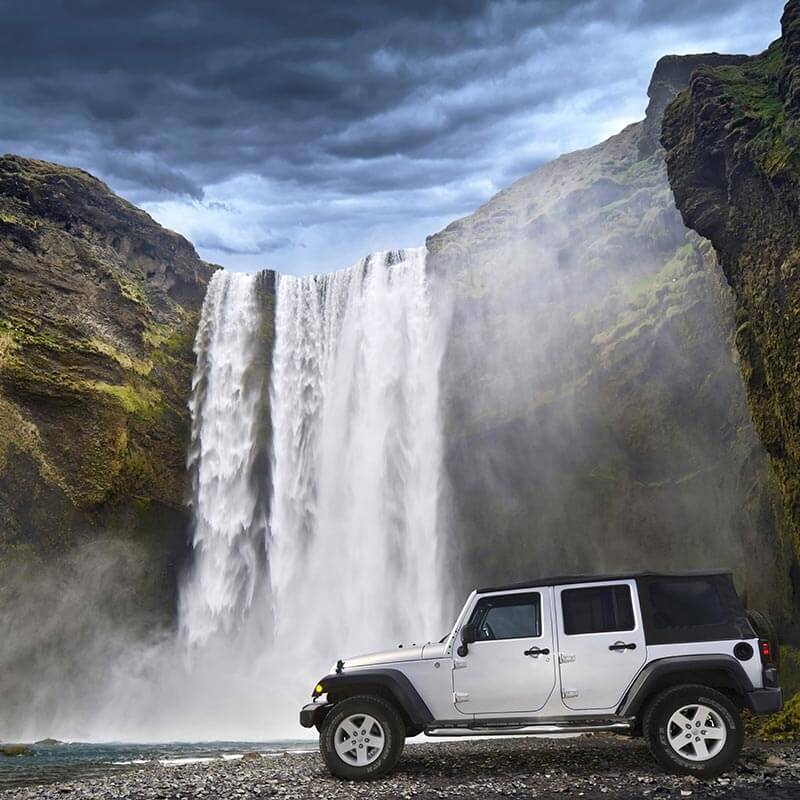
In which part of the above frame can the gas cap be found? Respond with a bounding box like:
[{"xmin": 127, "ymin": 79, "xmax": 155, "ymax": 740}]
[{"xmin": 733, "ymin": 641, "xmax": 754, "ymax": 661}]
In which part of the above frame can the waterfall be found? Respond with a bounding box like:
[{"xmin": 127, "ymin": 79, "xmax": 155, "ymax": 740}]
[
  {"xmin": 179, "ymin": 269, "xmax": 271, "ymax": 646},
  {"xmin": 177, "ymin": 247, "xmax": 448, "ymax": 732},
  {"xmin": 269, "ymin": 248, "xmax": 448, "ymax": 656}
]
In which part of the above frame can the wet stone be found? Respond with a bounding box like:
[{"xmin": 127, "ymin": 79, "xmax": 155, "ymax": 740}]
[{"xmin": 2, "ymin": 738, "xmax": 800, "ymax": 800}]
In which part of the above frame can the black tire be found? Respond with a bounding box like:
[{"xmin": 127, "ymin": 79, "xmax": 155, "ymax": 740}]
[
  {"xmin": 747, "ymin": 609, "xmax": 780, "ymax": 666},
  {"xmin": 319, "ymin": 695, "xmax": 405, "ymax": 780},
  {"xmin": 643, "ymin": 684, "xmax": 744, "ymax": 779}
]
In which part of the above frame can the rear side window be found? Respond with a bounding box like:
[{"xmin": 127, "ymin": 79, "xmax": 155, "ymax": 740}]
[
  {"xmin": 647, "ymin": 579, "xmax": 726, "ymax": 628},
  {"xmin": 468, "ymin": 593, "xmax": 541, "ymax": 641},
  {"xmin": 562, "ymin": 584, "xmax": 635, "ymax": 635},
  {"xmin": 638, "ymin": 574, "xmax": 754, "ymax": 644}
]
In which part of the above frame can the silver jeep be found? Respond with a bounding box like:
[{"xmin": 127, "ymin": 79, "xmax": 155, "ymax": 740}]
[{"xmin": 300, "ymin": 570, "xmax": 783, "ymax": 780}]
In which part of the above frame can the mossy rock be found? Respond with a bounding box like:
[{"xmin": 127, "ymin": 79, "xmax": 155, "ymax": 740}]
[
  {"xmin": 753, "ymin": 693, "xmax": 800, "ymax": 741},
  {"xmin": 0, "ymin": 744, "xmax": 33, "ymax": 757},
  {"xmin": 747, "ymin": 646, "xmax": 800, "ymax": 740},
  {"xmin": 0, "ymin": 154, "xmax": 223, "ymax": 625}
]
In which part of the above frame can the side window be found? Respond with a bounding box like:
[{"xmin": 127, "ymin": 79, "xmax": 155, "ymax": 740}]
[
  {"xmin": 638, "ymin": 574, "xmax": 752, "ymax": 644},
  {"xmin": 647, "ymin": 579, "xmax": 726, "ymax": 629},
  {"xmin": 468, "ymin": 593, "xmax": 541, "ymax": 641},
  {"xmin": 562, "ymin": 584, "xmax": 635, "ymax": 635}
]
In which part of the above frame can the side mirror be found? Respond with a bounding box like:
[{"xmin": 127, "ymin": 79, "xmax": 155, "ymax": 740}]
[{"xmin": 457, "ymin": 623, "xmax": 478, "ymax": 657}]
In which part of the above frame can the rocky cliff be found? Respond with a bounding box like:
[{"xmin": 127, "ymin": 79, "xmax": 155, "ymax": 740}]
[
  {"xmin": 428, "ymin": 54, "xmax": 796, "ymax": 629},
  {"xmin": 662, "ymin": 0, "xmax": 800, "ymax": 627},
  {"xmin": 0, "ymin": 155, "xmax": 215, "ymax": 620}
]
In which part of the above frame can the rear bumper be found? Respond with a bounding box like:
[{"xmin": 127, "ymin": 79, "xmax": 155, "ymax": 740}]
[
  {"xmin": 745, "ymin": 688, "xmax": 784, "ymax": 715},
  {"xmin": 299, "ymin": 701, "xmax": 332, "ymax": 729}
]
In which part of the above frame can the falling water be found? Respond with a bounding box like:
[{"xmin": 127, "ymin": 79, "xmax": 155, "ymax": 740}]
[
  {"xmin": 174, "ymin": 247, "xmax": 448, "ymax": 733},
  {"xmin": 179, "ymin": 270, "xmax": 272, "ymax": 646},
  {"xmin": 269, "ymin": 248, "xmax": 448, "ymax": 657}
]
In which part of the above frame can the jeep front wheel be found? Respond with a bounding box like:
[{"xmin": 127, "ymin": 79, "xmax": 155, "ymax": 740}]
[
  {"xmin": 319, "ymin": 695, "xmax": 405, "ymax": 780},
  {"xmin": 643, "ymin": 684, "xmax": 744, "ymax": 779}
]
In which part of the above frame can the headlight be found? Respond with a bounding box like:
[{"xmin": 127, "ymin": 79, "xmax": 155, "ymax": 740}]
[{"xmin": 312, "ymin": 682, "xmax": 324, "ymax": 697}]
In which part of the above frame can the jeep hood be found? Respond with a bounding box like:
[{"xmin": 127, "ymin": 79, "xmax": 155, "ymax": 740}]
[{"xmin": 342, "ymin": 641, "xmax": 447, "ymax": 669}]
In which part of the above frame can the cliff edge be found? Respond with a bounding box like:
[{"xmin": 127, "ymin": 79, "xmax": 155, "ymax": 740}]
[{"xmin": 662, "ymin": 1, "xmax": 800, "ymax": 604}]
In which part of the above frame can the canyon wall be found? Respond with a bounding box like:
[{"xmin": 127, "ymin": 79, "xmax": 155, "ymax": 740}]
[
  {"xmin": 663, "ymin": 0, "xmax": 800, "ymax": 634},
  {"xmin": 0, "ymin": 155, "xmax": 217, "ymax": 623}
]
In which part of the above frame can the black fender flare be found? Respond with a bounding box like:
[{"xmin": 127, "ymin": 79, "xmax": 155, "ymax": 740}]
[
  {"xmin": 316, "ymin": 668, "xmax": 434, "ymax": 727},
  {"xmin": 617, "ymin": 655, "xmax": 755, "ymax": 718}
]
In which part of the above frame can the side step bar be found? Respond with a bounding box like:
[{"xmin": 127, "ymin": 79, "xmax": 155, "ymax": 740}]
[{"xmin": 425, "ymin": 721, "xmax": 633, "ymax": 737}]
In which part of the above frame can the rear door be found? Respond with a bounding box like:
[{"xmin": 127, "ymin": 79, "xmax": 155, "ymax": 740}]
[
  {"xmin": 555, "ymin": 580, "xmax": 646, "ymax": 711},
  {"xmin": 452, "ymin": 589, "xmax": 557, "ymax": 716}
]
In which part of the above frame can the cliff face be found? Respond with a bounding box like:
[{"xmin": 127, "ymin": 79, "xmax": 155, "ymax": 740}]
[
  {"xmin": 0, "ymin": 155, "xmax": 215, "ymax": 619},
  {"xmin": 428, "ymin": 54, "xmax": 796, "ymax": 628},
  {"xmin": 639, "ymin": 54, "xmax": 750, "ymax": 159},
  {"xmin": 662, "ymin": 0, "xmax": 800, "ymax": 614}
]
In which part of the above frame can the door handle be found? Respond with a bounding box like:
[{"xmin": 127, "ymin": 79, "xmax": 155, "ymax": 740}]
[
  {"xmin": 523, "ymin": 646, "xmax": 550, "ymax": 657},
  {"xmin": 608, "ymin": 641, "xmax": 637, "ymax": 651}
]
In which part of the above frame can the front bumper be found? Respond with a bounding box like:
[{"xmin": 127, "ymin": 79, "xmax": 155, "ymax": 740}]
[
  {"xmin": 299, "ymin": 701, "xmax": 332, "ymax": 729},
  {"xmin": 745, "ymin": 687, "xmax": 784, "ymax": 715}
]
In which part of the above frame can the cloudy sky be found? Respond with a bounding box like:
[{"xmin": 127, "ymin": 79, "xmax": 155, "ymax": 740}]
[{"xmin": 1, "ymin": 1, "xmax": 785, "ymax": 275}]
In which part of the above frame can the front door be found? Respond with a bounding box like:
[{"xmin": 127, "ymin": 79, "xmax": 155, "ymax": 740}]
[
  {"xmin": 452, "ymin": 589, "xmax": 557, "ymax": 716},
  {"xmin": 555, "ymin": 579, "xmax": 646, "ymax": 711}
]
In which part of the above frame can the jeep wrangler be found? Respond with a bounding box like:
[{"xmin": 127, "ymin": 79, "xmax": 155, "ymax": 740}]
[{"xmin": 300, "ymin": 571, "xmax": 783, "ymax": 780}]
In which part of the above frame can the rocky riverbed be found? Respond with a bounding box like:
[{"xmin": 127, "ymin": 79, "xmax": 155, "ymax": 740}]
[{"xmin": 2, "ymin": 737, "xmax": 799, "ymax": 800}]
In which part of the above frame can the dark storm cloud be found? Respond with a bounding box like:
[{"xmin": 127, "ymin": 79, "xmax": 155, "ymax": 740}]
[
  {"xmin": 0, "ymin": 0, "xmax": 784, "ymax": 272},
  {"xmin": 192, "ymin": 229, "xmax": 293, "ymax": 256},
  {"xmin": 94, "ymin": 153, "xmax": 205, "ymax": 199}
]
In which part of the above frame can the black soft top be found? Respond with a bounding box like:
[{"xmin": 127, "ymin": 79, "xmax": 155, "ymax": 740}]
[{"xmin": 476, "ymin": 569, "xmax": 733, "ymax": 595}]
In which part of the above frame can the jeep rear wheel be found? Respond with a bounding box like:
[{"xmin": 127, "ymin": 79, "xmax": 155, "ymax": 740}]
[
  {"xmin": 643, "ymin": 684, "xmax": 743, "ymax": 779},
  {"xmin": 319, "ymin": 695, "xmax": 405, "ymax": 780}
]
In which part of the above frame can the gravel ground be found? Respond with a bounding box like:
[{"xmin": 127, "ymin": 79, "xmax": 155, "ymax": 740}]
[{"xmin": 2, "ymin": 736, "xmax": 799, "ymax": 800}]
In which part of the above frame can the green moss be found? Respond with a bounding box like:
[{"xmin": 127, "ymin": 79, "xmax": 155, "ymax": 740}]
[
  {"xmin": 88, "ymin": 337, "xmax": 152, "ymax": 376},
  {"xmin": 714, "ymin": 41, "xmax": 785, "ymax": 120},
  {"xmin": 761, "ymin": 132, "xmax": 793, "ymax": 169},
  {"xmin": 0, "ymin": 327, "xmax": 18, "ymax": 366},
  {"xmin": 113, "ymin": 271, "xmax": 149, "ymax": 308},
  {"xmin": 115, "ymin": 447, "xmax": 160, "ymax": 500},
  {"xmin": 0, "ymin": 315, "xmax": 69, "ymax": 352},
  {"xmin": 88, "ymin": 381, "xmax": 165, "ymax": 420},
  {"xmin": 708, "ymin": 41, "xmax": 800, "ymax": 180},
  {"xmin": 143, "ymin": 320, "xmax": 190, "ymax": 356},
  {"xmin": 754, "ymin": 693, "xmax": 800, "ymax": 740},
  {"xmin": 143, "ymin": 321, "xmax": 175, "ymax": 350}
]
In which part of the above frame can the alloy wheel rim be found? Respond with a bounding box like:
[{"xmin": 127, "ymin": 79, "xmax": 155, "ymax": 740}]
[
  {"xmin": 666, "ymin": 703, "xmax": 727, "ymax": 762},
  {"xmin": 333, "ymin": 713, "xmax": 386, "ymax": 766}
]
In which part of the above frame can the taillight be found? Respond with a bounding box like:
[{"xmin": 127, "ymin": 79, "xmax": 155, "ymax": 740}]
[{"xmin": 759, "ymin": 638, "xmax": 772, "ymax": 663}]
